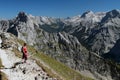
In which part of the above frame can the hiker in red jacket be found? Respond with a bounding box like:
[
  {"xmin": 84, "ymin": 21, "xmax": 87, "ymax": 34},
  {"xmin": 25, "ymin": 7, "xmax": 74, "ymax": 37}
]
[{"xmin": 22, "ymin": 43, "xmax": 28, "ymax": 63}]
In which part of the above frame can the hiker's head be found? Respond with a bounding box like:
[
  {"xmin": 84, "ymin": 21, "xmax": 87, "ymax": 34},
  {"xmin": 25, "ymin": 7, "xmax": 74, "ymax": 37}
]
[{"xmin": 24, "ymin": 43, "xmax": 27, "ymax": 46}]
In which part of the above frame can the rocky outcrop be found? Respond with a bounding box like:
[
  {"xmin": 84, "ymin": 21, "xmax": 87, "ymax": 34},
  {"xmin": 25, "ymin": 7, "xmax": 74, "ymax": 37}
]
[
  {"xmin": 0, "ymin": 20, "xmax": 9, "ymax": 32},
  {"xmin": 17, "ymin": 12, "xmax": 28, "ymax": 23}
]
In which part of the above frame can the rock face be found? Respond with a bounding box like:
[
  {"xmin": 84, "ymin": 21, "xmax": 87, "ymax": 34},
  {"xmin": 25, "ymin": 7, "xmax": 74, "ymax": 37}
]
[
  {"xmin": 103, "ymin": 39, "xmax": 120, "ymax": 62},
  {"xmin": 0, "ymin": 20, "xmax": 9, "ymax": 32},
  {"xmin": 0, "ymin": 9, "xmax": 120, "ymax": 80}
]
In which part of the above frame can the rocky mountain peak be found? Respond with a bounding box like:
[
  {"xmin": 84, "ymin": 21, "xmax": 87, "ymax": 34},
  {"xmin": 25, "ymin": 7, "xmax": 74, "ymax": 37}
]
[
  {"xmin": 81, "ymin": 11, "xmax": 94, "ymax": 18},
  {"xmin": 16, "ymin": 11, "xmax": 28, "ymax": 22},
  {"xmin": 101, "ymin": 9, "xmax": 120, "ymax": 23},
  {"xmin": 107, "ymin": 9, "xmax": 120, "ymax": 17}
]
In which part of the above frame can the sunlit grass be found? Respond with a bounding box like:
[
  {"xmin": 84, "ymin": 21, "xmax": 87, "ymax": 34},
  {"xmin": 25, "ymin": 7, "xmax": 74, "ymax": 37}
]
[{"xmin": 35, "ymin": 52, "xmax": 93, "ymax": 80}]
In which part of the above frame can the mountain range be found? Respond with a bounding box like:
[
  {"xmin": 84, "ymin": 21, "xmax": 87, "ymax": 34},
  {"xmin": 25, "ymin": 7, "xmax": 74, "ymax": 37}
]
[{"xmin": 0, "ymin": 9, "xmax": 120, "ymax": 80}]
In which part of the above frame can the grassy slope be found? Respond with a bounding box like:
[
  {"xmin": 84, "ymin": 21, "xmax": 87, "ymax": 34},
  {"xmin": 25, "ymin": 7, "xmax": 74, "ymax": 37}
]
[
  {"xmin": 17, "ymin": 39, "xmax": 93, "ymax": 80},
  {"xmin": 35, "ymin": 53, "xmax": 93, "ymax": 80}
]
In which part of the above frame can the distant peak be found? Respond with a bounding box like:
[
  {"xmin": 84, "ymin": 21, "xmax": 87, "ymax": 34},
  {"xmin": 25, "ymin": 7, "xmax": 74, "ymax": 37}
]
[
  {"xmin": 86, "ymin": 10, "xmax": 94, "ymax": 13},
  {"xmin": 18, "ymin": 11, "xmax": 27, "ymax": 16},
  {"xmin": 107, "ymin": 9, "xmax": 120, "ymax": 16},
  {"xmin": 108, "ymin": 9, "xmax": 119, "ymax": 14},
  {"xmin": 101, "ymin": 9, "xmax": 120, "ymax": 23},
  {"xmin": 17, "ymin": 11, "xmax": 28, "ymax": 22},
  {"xmin": 111, "ymin": 9, "xmax": 120, "ymax": 13},
  {"xmin": 81, "ymin": 10, "xmax": 94, "ymax": 18}
]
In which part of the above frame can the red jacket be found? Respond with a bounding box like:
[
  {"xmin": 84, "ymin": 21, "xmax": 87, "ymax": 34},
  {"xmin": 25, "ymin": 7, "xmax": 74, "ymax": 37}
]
[{"xmin": 23, "ymin": 46, "xmax": 28, "ymax": 56}]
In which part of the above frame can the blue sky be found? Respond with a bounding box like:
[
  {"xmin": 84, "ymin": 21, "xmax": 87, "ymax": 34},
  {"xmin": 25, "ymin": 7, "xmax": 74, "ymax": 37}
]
[{"xmin": 0, "ymin": 0, "xmax": 119, "ymax": 19}]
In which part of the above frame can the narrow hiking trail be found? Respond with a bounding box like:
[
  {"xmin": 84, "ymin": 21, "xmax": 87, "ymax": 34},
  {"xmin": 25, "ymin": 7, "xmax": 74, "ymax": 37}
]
[{"xmin": 0, "ymin": 49, "xmax": 57, "ymax": 80}]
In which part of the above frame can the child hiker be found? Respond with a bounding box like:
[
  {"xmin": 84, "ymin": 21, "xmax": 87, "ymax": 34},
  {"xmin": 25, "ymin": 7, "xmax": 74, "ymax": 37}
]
[{"xmin": 21, "ymin": 43, "xmax": 28, "ymax": 63}]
